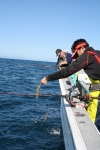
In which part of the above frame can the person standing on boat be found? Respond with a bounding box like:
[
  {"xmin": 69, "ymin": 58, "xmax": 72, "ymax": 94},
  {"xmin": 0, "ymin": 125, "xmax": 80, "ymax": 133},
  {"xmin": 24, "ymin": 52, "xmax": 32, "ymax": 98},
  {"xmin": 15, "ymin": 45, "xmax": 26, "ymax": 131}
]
[
  {"xmin": 56, "ymin": 49, "xmax": 72, "ymax": 67},
  {"xmin": 40, "ymin": 39, "xmax": 100, "ymax": 131}
]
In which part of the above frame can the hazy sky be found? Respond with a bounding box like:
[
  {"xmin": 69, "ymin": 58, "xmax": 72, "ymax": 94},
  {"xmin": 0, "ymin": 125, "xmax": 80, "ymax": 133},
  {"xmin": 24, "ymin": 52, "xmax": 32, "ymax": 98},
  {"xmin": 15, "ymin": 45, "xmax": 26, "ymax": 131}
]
[{"xmin": 0, "ymin": 0, "xmax": 100, "ymax": 62}]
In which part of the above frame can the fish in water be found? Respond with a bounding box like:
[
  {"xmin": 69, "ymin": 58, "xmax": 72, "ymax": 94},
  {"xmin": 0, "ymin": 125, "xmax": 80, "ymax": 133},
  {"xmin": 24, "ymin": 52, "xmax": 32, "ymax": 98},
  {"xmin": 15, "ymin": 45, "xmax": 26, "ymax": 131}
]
[
  {"xmin": 36, "ymin": 85, "xmax": 41, "ymax": 99},
  {"xmin": 44, "ymin": 113, "xmax": 48, "ymax": 121}
]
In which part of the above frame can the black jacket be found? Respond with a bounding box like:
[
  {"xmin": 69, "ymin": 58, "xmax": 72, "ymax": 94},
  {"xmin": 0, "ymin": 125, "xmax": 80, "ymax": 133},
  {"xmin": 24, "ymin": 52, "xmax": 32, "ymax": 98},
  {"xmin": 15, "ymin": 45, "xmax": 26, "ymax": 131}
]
[{"xmin": 46, "ymin": 47, "xmax": 100, "ymax": 81}]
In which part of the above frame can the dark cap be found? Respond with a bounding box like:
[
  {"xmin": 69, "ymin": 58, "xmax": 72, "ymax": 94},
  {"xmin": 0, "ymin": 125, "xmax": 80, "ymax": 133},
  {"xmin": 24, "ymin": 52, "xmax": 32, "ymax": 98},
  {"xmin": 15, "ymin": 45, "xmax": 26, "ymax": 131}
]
[{"xmin": 55, "ymin": 49, "xmax": 62, "ymax": 56}]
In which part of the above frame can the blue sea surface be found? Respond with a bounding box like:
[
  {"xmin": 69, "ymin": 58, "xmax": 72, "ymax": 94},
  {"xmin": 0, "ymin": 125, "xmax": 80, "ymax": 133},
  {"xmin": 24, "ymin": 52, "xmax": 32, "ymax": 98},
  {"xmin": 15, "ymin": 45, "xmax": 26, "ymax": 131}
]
[{"xmin": 0, "ymin": 58, "xmax": 65, "ymax": 150}]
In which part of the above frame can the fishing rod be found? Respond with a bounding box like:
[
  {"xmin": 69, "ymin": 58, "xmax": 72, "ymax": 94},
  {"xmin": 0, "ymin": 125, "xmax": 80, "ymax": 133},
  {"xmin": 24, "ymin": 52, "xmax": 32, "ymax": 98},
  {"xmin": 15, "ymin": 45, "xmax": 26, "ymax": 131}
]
[
  {"xmin": 17, "ymin": 63, "xmax": 59, "ymax": 68},
  {"xmin": 1, "ymin": 91, "xmax": 100, "ymax": 109},
  {"xmin": 17, "ymin": 63, "xmax": 69, "ymax": 68},
  {"xmin": 0, "ymin": 91, "xmax": 100, "ymax": 99},
  {"xmin": 0, "ymin": 91, "xmax": 66, "ymax": 98}
]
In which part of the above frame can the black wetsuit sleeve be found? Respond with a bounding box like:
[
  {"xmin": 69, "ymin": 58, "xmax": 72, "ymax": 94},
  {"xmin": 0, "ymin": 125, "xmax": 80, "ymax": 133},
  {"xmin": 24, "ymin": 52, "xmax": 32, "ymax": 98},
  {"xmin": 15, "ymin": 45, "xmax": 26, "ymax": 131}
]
[{"xmin": 46, "ymin": 52, "xmax": 89, "ymax": 81}]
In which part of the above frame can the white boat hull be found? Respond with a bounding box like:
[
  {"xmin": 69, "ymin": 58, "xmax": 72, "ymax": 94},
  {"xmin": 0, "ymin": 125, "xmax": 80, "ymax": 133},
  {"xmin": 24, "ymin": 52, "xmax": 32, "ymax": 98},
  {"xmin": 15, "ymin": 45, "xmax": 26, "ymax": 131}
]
[{"xmin": 59, "ymin": 70, "xmax": 100, "ymax": 150}]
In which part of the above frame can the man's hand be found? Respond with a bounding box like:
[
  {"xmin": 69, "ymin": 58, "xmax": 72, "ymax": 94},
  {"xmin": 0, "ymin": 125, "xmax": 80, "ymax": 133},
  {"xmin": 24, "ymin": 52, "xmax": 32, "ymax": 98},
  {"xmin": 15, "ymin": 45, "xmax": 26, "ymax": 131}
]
[
  {"xmin": 59, "ymin": 61, "xmax": 67, "ymax": 65},
  {"xmin": 40, "ymin": 77, "xmax": 48, "ymax": 84}
]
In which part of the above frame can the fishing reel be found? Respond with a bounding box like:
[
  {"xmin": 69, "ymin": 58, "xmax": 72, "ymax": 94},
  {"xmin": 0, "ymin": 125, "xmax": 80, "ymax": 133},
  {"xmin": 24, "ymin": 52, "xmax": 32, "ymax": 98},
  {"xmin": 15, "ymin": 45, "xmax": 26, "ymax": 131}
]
[
  {"xmin": 69, "ymin": 86, "xmax": 80, "ymax": 100},
  {"xmin": 68, "ymin": 88, "xmax": 89, "ymax": 108}
]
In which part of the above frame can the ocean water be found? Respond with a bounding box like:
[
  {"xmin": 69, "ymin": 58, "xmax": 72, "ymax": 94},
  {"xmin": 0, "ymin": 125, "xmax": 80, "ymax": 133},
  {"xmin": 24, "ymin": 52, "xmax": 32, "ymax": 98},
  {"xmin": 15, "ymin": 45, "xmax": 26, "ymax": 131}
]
[{"xmin": 0, "ymin": 58, "xmax": 65, "ymax": 150}]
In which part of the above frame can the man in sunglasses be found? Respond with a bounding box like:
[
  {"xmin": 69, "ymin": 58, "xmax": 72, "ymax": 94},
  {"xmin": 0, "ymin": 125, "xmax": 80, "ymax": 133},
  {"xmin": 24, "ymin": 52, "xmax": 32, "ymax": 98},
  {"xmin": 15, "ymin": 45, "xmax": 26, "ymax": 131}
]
[
  {"xmin": 55, "ymin": 49, "xmax": 72, "ymax": 67},
  {"xmin": 40, "ymin": 38, "xmax": 100, "ymax": 131}
]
